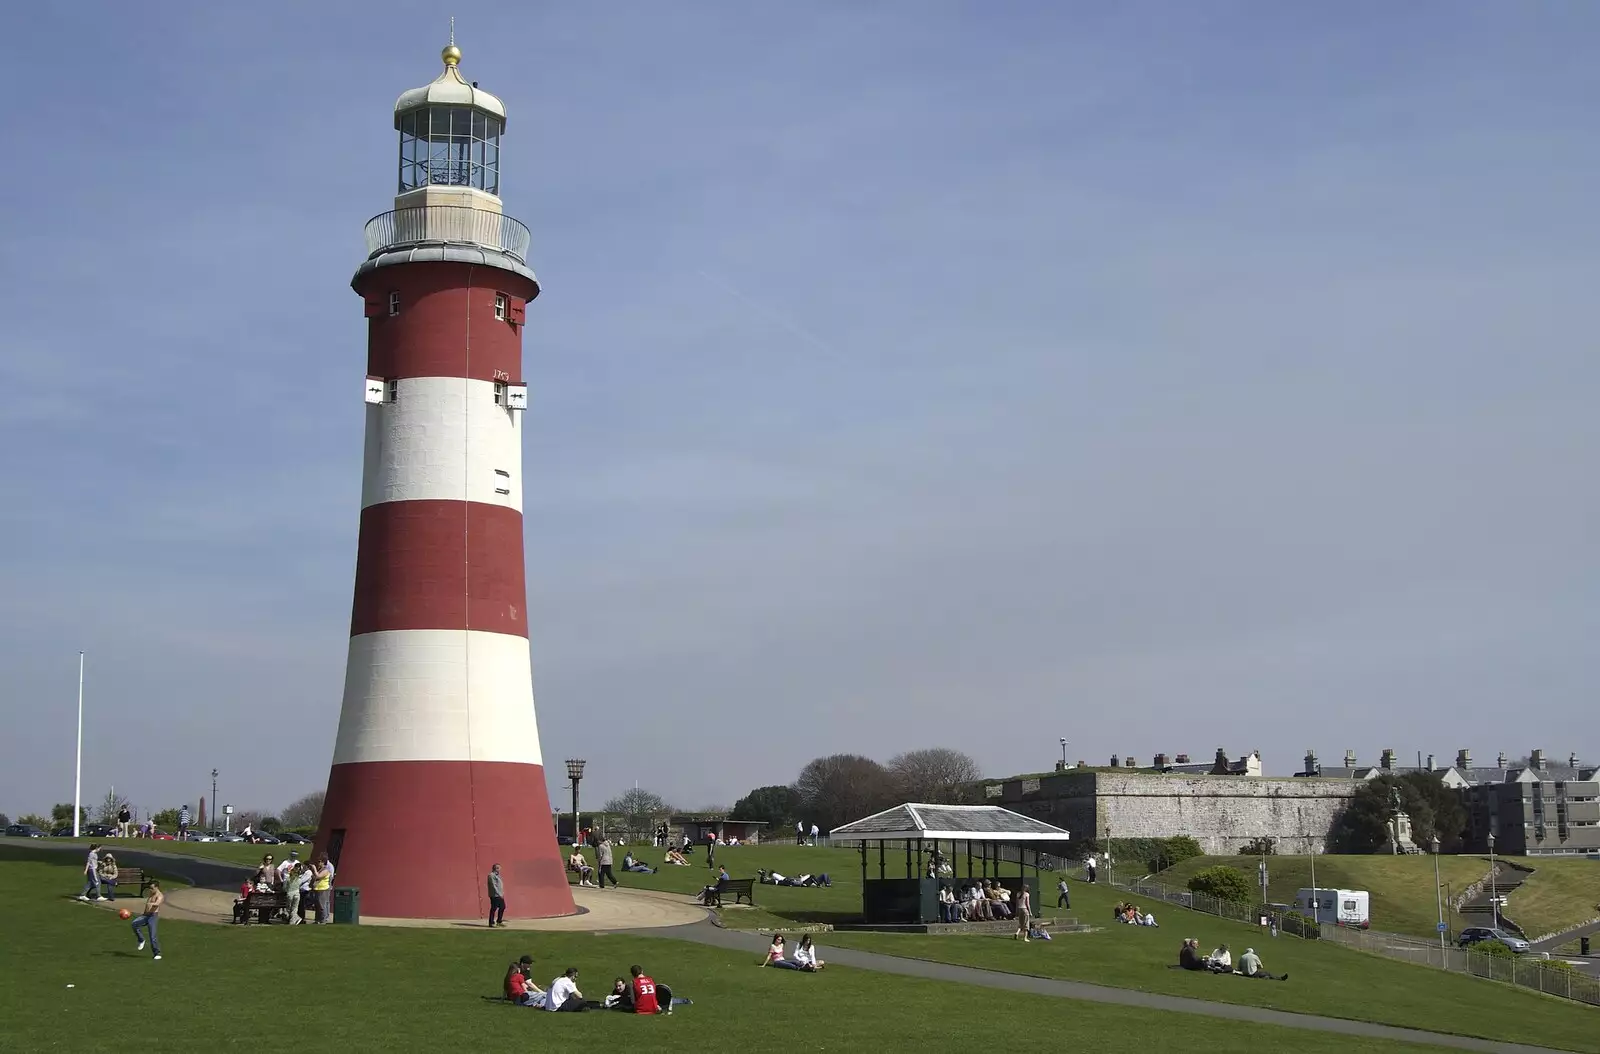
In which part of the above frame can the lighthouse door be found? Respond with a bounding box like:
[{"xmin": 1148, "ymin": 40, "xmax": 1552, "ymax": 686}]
[{"xmin": 327, "ymin": 828, "xmax": 347, "ymax": 871}]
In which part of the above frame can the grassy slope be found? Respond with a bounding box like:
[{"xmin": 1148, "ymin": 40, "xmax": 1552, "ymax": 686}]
[
  {"xmin": 0, "ymin": 860, "xmax": 1446, "ymax": 1054},
  {"xmin": 823, "ymin": 872, "xmax": 1600, "ymax": 1054},
  {"xmin": 1151, "ymin": 854, "xmax": 1493, "ymax": 937},
  {"xmin": 1502, "ymin": 859, "xmax": 1600, "ymax": 940},
  {"xmin": 14, "ymin": 838, "xmax": 308, "ymax": 868}
]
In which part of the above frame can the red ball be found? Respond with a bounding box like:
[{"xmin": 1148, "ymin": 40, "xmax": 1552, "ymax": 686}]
[{"xmin": 118, "ymin": 909, "xmax": 132, "ymax": 920}]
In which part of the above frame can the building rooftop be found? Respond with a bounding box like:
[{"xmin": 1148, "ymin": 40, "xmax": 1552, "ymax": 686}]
[{"xmin": 830, "ymin": 803, "xmax": 1070, "ymax": 842}]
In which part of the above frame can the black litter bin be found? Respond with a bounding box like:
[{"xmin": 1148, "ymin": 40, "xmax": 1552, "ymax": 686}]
[
  {"xmin": 333, "ymin": 886, "xmax": 360, "ymax": 925},
  {"xmin": 1582, "ymin": 936, "xmax": 1591, "ymax": 956}
]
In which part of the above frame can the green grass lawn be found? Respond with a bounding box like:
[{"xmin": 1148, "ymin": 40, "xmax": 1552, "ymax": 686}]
[
  {"xmin": 0, "ymin": 859, "xmax": 1450, "ymax": 1054},
  {"xmin": 9, "ymin": 837, "xmax": 309, "ymax": 869},
  {"xmin": 1151, "ymin": 854, "xmax": 1493, "ymax": 938},
  {"xmin": 1503, "ymin": 858, "xmax": 1600, "ymax": 940},
  {"xmin": 823, "ymin": 874, "xmax": 1600, "ymax": 1053}
]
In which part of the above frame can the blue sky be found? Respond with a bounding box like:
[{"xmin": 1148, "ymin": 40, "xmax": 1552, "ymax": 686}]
[{"xmin": 2, "ymin": 1, "xmax": 1595, "ymax": 820}]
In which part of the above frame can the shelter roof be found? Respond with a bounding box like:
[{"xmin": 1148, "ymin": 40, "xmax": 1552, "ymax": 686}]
[{"xmin": 830, "ymin": 803, "xmax": 1070, "ymax": 842}]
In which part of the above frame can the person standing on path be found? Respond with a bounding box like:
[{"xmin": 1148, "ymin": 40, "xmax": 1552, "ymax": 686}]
[
  {"xmin": 487, "ymin": 863, "xmax": 507, "ymax": 926},
  {"xmin": 705, "ymin": 831, "xmax": 717, "ymax": 869},
  {"xmin": 77, "ymin": 844, "xmax": 103, "ymax": 901},
  {"xmin": 1014, "ymin": 885, "xmax": 1033, "ymax": 941},
  {"xmin": 311, "ymin": 853, "xmax": 335, "ymax": 922},
  {"xmin": 131, "ymin": 879, "xmax": 164, "ymax": 960},
  {"xmin": 595, "ymin": 840, "xmax": 617, "ymax": 889}
]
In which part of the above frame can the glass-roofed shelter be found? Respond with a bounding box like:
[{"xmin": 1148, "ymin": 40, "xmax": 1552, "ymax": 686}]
[{"xmin": 829, "ymin": 803, "xmax": 1070, "ymax": 926}]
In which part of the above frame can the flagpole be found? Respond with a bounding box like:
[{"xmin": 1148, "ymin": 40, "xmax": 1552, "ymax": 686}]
[{"xmin": 73, "ymin": 652, "xmax": 84, "ymax": 838}]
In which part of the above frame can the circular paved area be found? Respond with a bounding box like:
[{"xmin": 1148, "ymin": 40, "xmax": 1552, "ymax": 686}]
[{"xmin": 162, "ymin": 883, "xmax": 707, "ymax": 930}]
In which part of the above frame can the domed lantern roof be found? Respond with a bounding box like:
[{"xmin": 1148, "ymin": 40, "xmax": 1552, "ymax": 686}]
[{"xmin": 394, "ymin": 43, "xmax": 507, "ymax": 126}]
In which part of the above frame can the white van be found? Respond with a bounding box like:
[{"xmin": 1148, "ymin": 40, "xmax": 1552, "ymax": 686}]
[{"xmin": 1294, "ymin": 887, "xmax": 1370, "ymax": 929}]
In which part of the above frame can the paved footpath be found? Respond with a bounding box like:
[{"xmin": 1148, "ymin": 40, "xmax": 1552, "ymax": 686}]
[{"xmin": 653, "ymin": 922, "xmax": 1578, "ymax": 1054}]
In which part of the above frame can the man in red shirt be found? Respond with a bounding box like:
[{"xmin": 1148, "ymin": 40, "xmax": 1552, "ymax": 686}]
[{"xmin": 628, "ymin": 964, "xmax": 671, "ymax": 1014}]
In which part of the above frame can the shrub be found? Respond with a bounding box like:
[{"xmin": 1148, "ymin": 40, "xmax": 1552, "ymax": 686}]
[
  {"xmin": 1187, "ymin": 865, "xmax": 1253, "ymax": 903},
  {"xmin": 1239, "ymin": 836, "xmax": 1276, "ymax": 856},
  {"xmin": 1162, "ymin": 836, "xmax": 1204, "ymax": 868},
  {"xmin": 1474, "ymin": 940, "xmax": 1518, "ymax": 958}
]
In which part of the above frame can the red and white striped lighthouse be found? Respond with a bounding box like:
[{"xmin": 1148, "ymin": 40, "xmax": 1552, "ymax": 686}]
[{"xmin": 315, "ymin": 40, "xmax": 574, "ymax": 920}]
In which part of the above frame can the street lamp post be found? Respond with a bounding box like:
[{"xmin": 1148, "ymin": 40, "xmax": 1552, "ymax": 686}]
[
  {"xmin": 1487, "ymin": 832, "xmax": 1498, "ymax": 930},
  {"xmin": 211, "ymin": 769, "xmax": 218, "ymax": 832},
  {"xmin": 1105, "ymin": 824, "xmax": 1113, "ymax": 888},
  {"xmin": 565, "ymin": 758, "xmax": 587, "ymax": 845},
  {"xmin": 1060, "ymin": 738, "xmax": 1067, "ymax": 768},
  {"xmin": 1432, "ymin": 836, "xmax": 1445, "ymax": 955},
  {"xmin": 1308, "ymin": 840, "xmax": 1319, "ymax": 926}
]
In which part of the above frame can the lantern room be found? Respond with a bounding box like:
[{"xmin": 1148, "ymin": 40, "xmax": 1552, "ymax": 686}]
[{"xmin": 393, "ymin": 44, "xmax": 508, "ymax": 202}]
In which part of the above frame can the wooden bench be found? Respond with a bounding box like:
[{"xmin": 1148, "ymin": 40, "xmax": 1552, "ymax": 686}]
[
  {"xmin": 239, "ymin": 890, "xmax": 289, "ymax": 925},
  {"xmin": 706, "ymin": 877, "xmax": 755, "ymax": 908},
  {"xmin": 105, "ymin": 868, "xmax": 153, "ymax": 898}
]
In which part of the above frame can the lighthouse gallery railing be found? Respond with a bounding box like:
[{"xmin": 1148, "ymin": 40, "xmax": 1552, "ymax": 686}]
[{"xmin": 363, "ymin": 206, "xmax": 532, "ymax": 263}]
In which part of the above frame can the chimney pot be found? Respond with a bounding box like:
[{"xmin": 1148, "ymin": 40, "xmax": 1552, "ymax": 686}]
[
  {"xmin": 1109, "ymin": 755, "xmax": 1119, "ymax": 768},
  {"xmin": 1570, "ymin": 753, "xmax": 1579, "ymax": 769},
  {"xmin": 1175, "ymin": 753, "xmax": 1191, "ymax": 764},
  {"xmin": 1344, "ymin": 749, "xmax": 1357, "ymax": 767},
  {"xmin": 1426, "ymin": 754, "xmax": 1435, "ymax": 771},
  {"xmin": 1457, "ymin": 748, "xmax": 1471, "ymax": 769},
  {"xmin": 1126, "ymin": 757, "xmax": 1137, "ymax": 768},
  {"xmin": 1531, "ymin": 749, "xmax": 1544, "ymax": 769},
  {"xmin": 1497, "ymin": 752, "xmax": 1507, "ymax": 768}
]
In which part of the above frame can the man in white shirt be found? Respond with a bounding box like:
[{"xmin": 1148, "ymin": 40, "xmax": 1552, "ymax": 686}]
[
  {"xmin": 1206, "ymin": 944, "xmax": 1233, "ymax": 973},
  {"xmin": 275, "ymin": 851, "xmax": 299, "ymax": 885},
  {"xmin": 547, "ymin": 967, "xmax": 587, "ymax": 1012},
  {"xmin": 809, "ymin": 823, "xmax": 819, "ymax": 845}
]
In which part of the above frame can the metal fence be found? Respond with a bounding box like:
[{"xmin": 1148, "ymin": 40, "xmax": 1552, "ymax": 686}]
[{"xmin": 1112, "ymin": 876, "xmax": 1600, "ymax": 1008}]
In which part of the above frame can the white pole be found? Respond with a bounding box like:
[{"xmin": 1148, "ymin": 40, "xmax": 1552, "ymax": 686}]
[{"xmin": 73, "ymin": 651, "xmax": 84, "ymax": 838}]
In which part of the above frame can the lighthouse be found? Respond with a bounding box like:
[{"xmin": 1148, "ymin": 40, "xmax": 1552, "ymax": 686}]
[{"xmin": 315, "ymin": 39, "xmax": 574, "ymax": 920}]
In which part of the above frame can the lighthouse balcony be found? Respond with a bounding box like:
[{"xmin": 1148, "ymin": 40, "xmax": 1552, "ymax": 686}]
[{"xmin": 363, "ymin": 205, "xmax": 532, "ymax": 264}]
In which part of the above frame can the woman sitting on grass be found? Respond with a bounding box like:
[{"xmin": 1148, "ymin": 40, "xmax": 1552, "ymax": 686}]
[
  {"xmin": 505, "ymin": 956, "xmax": 546, "ymax": 1007},
  {"xmin": 792, "ymin": 934, "xmax": 825, "ymax": 971},
  {"xmin": 622, "ymin": 851, "xmax": 655, "ymax": 874},
  {"xmin": 759, "ymin": 935, "xmax": 806, "ymax": 970},
  {"xmin": 664, "ymin": 848, "xmax": 689, "ymax": 866}
]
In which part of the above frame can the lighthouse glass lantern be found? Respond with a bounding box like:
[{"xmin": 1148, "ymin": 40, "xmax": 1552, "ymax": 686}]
[{"xmin": 399, "ymin": 107, "xmax": 501, "ymax": 193}]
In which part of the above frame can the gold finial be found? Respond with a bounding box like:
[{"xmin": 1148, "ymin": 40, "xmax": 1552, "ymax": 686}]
[{"xmin": 442, "ymin": 16, "xmax": 461, "ymax": 66}]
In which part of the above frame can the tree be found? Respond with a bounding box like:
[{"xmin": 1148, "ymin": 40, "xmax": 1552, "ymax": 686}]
[
  {"xmin": 1399, "ymin": 771, "xmax": 1467, "ymax": 852},
  {"xmin": 886, "ymin": 747, "xmax": 983, "ymax": 804},
  {"xmin": 94, "ymin": 788, "xmax": 130, "ymax": 826},
  {"xmin": 1331, "ymin": 773, "xmax": 1435, "ymax": 854},
  {"xmin": 1187, "ymin": 865, "xmax": 1253, "ymax": 903},
  {"xmin": 730, "ymin": 785, "xmax": 801, "ymax": 829},
  {"xmin": 17, "ymin": 813, "xmax": 50, "ymax": 830},
  {"xmin": 0, "ymin": 812, "xmax": 8, "ymax": 828},
  {"xmin": 792, "ymin": 754, "xmax": 898, "ymax": 833},
  {"xmin": 151, "ymin": 808, "xmax": 181, "ymax": 831},
  {"xmin": 279, "ymin": 790, "xmax": 325, "ymax": 830},
  {"xmin": 51, "ymin": 803, "xmax": 88, "ymax": 831},
  {"xmin": 601, "ymin": 788, "xmax": 670, "ymax": 836},
  {"xmin": 259, "ymin": 816, "xmax": 283, "ymax": 833}
]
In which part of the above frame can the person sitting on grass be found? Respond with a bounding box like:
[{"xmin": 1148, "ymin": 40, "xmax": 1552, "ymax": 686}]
[
  {"xmin": 622, "ymin": 851, "xmax": 655, "ymax": 874},
  {"xmin": 664, "ymin": 848, "xmax": 689, "ymax": 866},
  {"xmin": 760, "ymin": 935, "xmax": 806, "ymax": 970},
  {"xmin": 1237, "ymin": 947, "xmax": 1287, "ymax": 982},
  {"xmin": 621, "ymin": 964, "xmax": 675, "ymax": 1013},
  {"xmin": 506, "ymin": 956, "xmax": 546, "ymax": 1007},
  {"xmin": 792, "ymin": 934, "xmax": 825, "ymax": 971},
  {"xmin": 547, "ymin": 967, "xmax": 590, "ymax": 1011},
  {"xmin": 1177, "ymin": 938, "xmax": 1205, "ymax": 971},
  {"xmin": 567, "ymin": 850, "xmax": 595, "ymax": 887},
  {"xmin": 1205, "ymin": 944, "xmax": 1233, "ymax": 973},
  {"xmin": 1140, "ymin": 911, "xmax": 1158, "ymax": 927}
]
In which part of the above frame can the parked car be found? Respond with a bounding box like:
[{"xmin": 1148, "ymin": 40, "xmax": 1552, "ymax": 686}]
[
  {"xmin": 209, "ymin": 830, "xmax": 246, "ymax": 843},
  {"xmin": 1459, "ymin": 926, "xmax": 1530, "ymax": 953},
  {"xmin": 277, "ymin": 832, "xmax": 311, "ymax": 845},
  {"xmin": 4, "ymin": 824, "xmax": 47, "ymax": 838},
  {"xmin": 150, "ymin": 830, "xmax": 176, "ymax": 841},
  {"xmin": 85, "ymin": 824, "xmax": 118, "ymax": 838}
]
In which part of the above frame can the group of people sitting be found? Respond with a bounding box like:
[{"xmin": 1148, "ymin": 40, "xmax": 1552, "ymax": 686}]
[
  {"xmin": 936, "ymin": 880, "xmax": 1016, "ymax": 922},
  {"xmin": 1177, "ymin": 939, "xmax": 1287, "ymax": 981},
  {"xmin": 229, "ymin": 850, "xmax": 335, "ymax": 924},
  {"xmin": 756, "ymin": 869, "xmax": 831, "ymax": 887},
  {"xmin": 760, "ymin": 934, "xmax": 825, "ymax": 970},
  {"xmin": 1114, "ymin": 901, "xmax": 1158, "ymax": 926},
  {"xmin": 505, "ymin": 958, "xmax": 684, "ymax": 1013}
]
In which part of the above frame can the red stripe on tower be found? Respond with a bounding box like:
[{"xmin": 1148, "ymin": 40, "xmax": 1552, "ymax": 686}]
[{"xmin": 315, "ymin": 39, "xmax": 574, "ymax": 921}]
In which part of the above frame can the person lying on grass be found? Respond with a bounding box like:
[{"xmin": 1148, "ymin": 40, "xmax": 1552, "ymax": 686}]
[{"xmin": 1237, "ymin": 947, "xmax": 1287, "ymax": 982}]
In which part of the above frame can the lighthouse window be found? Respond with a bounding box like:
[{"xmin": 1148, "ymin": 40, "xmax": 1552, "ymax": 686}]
[
  {"xmin": 493, "ymin": 381, "xmax": 509, "ymax": 406},
  {"xmin": 494, "ymin": 293, "xmax": 508, "ymax": 321},
  {"xmin": 398, "ymin": 106, "xmax": 503, "ymax": 195},
  {"xmin": 386, "ymin": 380, "xmax": 399, "ymax": 403},
  {"xmin": 388, "ymin": 291, "xmax": 400, "ymax": 316}
]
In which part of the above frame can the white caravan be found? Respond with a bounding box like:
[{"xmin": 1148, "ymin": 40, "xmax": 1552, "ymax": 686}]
[{"xmin": 1295, "ymin": 887, "xmax": 1370, "ymax": 928}]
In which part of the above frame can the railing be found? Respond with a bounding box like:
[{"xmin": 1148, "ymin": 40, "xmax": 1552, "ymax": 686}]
[
  {"xmin": 362, "ymin": 206, "xmax": 532, "ymax": 263},
  {"xmin": 1111, "ymin": 874, "xmax": 1600, "ymax": 1008}
]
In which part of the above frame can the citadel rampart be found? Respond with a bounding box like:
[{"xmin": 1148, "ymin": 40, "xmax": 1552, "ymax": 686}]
[{"xmin": 984, "ymin": 770, "xmax": 1357, "ymax": 856}]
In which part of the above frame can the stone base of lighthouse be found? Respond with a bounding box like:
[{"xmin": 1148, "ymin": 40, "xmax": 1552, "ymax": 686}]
[{"xmin": 318, "ymin": 759, "xmax": 575, "ymax": 919}]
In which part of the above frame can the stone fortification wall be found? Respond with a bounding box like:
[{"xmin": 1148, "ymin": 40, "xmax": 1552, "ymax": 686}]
[{"xmin": 987, "ymin": 771, "xmax": 1357, "ymax": 856}]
